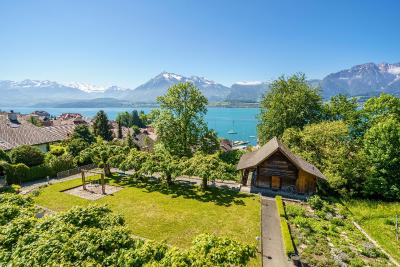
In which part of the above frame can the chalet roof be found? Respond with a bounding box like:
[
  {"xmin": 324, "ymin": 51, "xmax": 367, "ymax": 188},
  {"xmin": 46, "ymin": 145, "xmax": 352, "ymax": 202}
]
[
  {"xmin": 236, "ymin": 137, "xmax": 326, "ymax": 180},
  {"xmin": 0, "ymin": 115, "xmax": 75, "ymax": 150}
]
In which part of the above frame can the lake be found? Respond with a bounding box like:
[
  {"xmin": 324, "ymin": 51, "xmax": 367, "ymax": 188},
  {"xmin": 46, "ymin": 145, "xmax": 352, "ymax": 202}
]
[{"xmin": 1, "ymin": 107, "xmax": 260, "ymax": 145}]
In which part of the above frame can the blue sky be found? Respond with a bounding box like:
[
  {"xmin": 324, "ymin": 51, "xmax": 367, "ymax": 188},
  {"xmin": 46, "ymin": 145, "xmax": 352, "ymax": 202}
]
[{"xmin": 0, "ymin": 0, "xmax": 399, "ymax": 88}]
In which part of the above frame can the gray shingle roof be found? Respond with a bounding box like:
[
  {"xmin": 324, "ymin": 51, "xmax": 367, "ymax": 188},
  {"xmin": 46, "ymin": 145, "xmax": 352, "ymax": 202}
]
[
  {"xmin": 0, "ymin": 115, "xmax": 75, "ymax": 150},
  {"xmin": 236, "ymin": 137, "xmax": 326, "ymax": 180}
]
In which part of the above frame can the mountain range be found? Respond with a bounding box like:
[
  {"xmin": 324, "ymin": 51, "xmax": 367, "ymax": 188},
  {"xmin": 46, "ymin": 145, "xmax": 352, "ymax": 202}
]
[{"xmin": 1, "ymin": 62, "xmax": 400, "ymax": 107}]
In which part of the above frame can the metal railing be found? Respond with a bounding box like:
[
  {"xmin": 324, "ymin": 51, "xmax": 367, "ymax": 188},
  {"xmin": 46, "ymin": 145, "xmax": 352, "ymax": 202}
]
[{"xmin": 56, "ymin": 164, "xmax": 96, "ymax": 179}]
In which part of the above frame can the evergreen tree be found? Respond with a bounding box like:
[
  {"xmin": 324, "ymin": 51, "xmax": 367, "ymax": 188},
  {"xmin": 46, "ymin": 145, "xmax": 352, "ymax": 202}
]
[
  {"xmin": 93, "ymin": 110, "xmax": 113, "ymax": 141},
  {"xmin": 125, "ymin": 130, "xmax": 135, "ymax": 148},
  {"xmin": 71, "ymin": 124, "xmax": 95, "ymax": 144},
  {"xmin": 117, "ymin": 120, "xmax": 123, "ymax": 139},
  {"xmin": 131, "ymin": 110, "xmax": 143, "ymax": 127}
]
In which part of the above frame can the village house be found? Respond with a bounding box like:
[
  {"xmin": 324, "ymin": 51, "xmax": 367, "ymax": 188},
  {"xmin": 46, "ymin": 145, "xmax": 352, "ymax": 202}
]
[
  {"xmin": 237, "ymin": 137, "xmax": 325, "ymax": 196},
  {"xmin": 0, "ymin": 112, "xmax": 75, "ymax": 152}
]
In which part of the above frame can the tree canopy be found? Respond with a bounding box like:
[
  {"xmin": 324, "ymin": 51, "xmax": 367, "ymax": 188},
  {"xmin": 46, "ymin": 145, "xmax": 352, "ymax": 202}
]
[
  {"xmin": 71, "ymin": 124, "xmax": 95, "ymax": 144},
  {"xmin": 257, "ymin": 73, "xmax": 323, "ymax": 144},
  {"xmin": 363, "ymin": 116, "xmax": 400, "ymax": 199},
  {"xmin": 183, "ymin": 152, "xmax": 236, "ymax": 189},
  {"xmin": 154, "ymin": 82, "xmax": 214, "ymax": 157}
]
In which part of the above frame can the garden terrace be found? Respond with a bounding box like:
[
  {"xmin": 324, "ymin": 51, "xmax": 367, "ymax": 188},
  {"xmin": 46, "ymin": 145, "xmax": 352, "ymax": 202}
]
[
  {"xmin": 345, "ymin": 199, "xmax": 400, "ymax": 263},
  {"xmin": 284, "ymin": 198, "xmax": 394, "ymax": 266}
]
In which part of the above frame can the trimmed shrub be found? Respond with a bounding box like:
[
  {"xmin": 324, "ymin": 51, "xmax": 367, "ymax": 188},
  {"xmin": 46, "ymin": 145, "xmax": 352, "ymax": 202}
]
[
  {"xmin": 280, "ymin": 217, "xmax": 295, "ymax": 257},
  {"xmin": 3, "ymin": 163, "xmax": 30, "ymax": 184},
  {"xmin": 25, "ymin": 165, "xmax": 54, "ymax": 182},
  {"xmin": 276, "ymin": 196, "xmax": 295, "ymax": 258},
  {"xmin": 276, "ymin": 195, "xmax": 286, "ymax": 217},
  {"xmin": 9, "ymin": 145, "xmax": 44, "ymax": 167}
]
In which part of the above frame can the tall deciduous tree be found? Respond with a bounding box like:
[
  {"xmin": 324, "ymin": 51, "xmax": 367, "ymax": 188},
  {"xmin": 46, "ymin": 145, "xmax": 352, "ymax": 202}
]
[
  {"xmin": 282, "ymin": 121, "xmax": 365, "ymax": 196},
  {"xmin": 363, "ymin": 116, "xmax": 400, "ymax": 199},
  {"xmin": 154, "ymin": 82, "xmax": 210, "ymax": 157},
  {"xmin": 363, "ymin": 93, "xmax": 400, "ymax": 125},
  {"xmin": 257, "ymin": 73, "xmax": 323, "ymax": 144},
  {"xmin": 93, "ymin": 110, "xmax": 113, "ymax": 141}
]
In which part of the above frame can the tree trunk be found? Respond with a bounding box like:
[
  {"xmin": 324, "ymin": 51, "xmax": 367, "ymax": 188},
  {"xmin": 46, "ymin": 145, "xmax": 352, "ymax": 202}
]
[
  {"xmin": 201, "ymin": 177, "xmax": 208, "ymax": 189},
  {"xmin": 166, "ymin": 173, "xmax": 172, "ymax": 185},
  {"xmin": 104, "ymin": 164, "xmax": 111, "ymax": 177}
]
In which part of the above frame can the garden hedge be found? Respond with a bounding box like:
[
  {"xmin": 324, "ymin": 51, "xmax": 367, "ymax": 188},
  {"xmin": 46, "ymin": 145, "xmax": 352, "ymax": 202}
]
[{"xmin": 276, "ymin": 196, "xmax": 295, "ymax": 258}]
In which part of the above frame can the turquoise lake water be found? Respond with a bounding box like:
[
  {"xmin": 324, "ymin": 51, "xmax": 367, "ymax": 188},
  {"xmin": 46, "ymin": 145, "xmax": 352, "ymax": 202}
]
[{"xmin": 1, "ymin": 107, "xmax": 260, "ymax": 145}]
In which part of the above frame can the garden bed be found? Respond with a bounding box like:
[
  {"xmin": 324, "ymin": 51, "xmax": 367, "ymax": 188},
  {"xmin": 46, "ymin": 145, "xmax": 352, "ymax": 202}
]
[
  {"xmin": 345, "ymin": 199, "xmax": 400, "ymax": 263},
  {"xmin": 285, "ymin": 197, "xmax": 394, "ymax": 266}
]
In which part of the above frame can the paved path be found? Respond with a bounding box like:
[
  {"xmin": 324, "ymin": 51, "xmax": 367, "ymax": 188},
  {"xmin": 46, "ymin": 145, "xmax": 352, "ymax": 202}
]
[
  {"xmin": 20, "ymin": 169, "xmax": 241, "ymax": 195},
  {"xmin": 261, "ymin": 196, "xmax": 292, "ymax": 267},
  {"xmin": 20, "ymin": 173, "xmax": 83, "ymax": 194}
]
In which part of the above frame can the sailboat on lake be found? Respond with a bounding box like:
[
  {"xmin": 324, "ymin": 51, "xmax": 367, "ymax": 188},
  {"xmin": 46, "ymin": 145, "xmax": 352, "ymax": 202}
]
[{"xmin": 228, "ymin": 120, "xmax": 237, "ymax": 134}]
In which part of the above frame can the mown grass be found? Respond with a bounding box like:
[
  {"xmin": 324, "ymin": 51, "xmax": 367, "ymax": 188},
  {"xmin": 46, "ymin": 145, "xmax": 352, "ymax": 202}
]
[
  {"xmin": 285, "ymin": 200, "xmax": 393, "ymax": 266},
  {"xmin": 33, "ymin": 176, "xmax": 260, "ymax": 265},
  {"xmin": 345, "ymin": 199, "xmax": 400, "ymax": 263}
]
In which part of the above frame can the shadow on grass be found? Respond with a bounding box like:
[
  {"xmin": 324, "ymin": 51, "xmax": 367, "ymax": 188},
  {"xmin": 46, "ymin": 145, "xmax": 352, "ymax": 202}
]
[{"xmin": 111, "ymin": 177, "xmax": 252, "ymax": 207}]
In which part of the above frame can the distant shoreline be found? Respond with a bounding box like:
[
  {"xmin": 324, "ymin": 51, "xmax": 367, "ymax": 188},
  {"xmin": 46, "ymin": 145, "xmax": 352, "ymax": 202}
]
[{"xmin": 20, "ymin": 101, "xmax": 260, "ymax": 109}]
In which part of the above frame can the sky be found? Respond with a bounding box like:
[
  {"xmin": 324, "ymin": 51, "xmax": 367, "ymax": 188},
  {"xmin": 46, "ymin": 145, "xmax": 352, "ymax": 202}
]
[{"xmin": 0, "ymin": 0, "xmax": 399, "ymax": 88}]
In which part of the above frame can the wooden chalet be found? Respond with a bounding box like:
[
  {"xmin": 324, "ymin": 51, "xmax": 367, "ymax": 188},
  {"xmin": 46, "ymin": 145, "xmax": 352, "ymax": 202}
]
[{"xmin": 237, "ymin": 137, "xmax": 325, "ymax": 195}]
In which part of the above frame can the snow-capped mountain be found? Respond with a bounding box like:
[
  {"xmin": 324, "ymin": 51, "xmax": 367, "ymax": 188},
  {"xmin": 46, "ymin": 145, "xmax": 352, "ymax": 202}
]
[
  {"xmin": 130, "ymin": 72, "xmax": 231, "ymax": 102},
  {"xmin": 226, "ymin": 81, "xmax": 269, "ymax": 102},
  {"xmin": 2, "ymin": 62, "xmax": 400, "ymax": 106},
  {"xmin": 321, "ymin": 62, "xmax": 400, "ymax": 98},
  {"xmin": 64, "ymin": 82, "xmax": 107, "ymax": 93}
]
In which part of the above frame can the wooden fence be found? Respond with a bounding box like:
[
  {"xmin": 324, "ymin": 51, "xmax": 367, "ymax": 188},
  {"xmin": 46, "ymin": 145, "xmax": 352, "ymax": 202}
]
[{"xmin": 56, "ymin": 164, "xmax": 96, "ymax": 179}]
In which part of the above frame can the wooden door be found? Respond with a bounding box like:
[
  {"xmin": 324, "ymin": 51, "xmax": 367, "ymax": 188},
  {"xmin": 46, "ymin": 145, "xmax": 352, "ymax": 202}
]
[{"xmin": 271, "ymin": 176, "xmax": 281, "ymax": 190}]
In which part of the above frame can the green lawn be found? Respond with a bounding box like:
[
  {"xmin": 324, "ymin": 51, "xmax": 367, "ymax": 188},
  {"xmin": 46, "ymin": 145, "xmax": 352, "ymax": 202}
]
[
  {"xmin": 33, "ymin": 177, "xmax": 260, "ymax": 249},
  {"xmin": 345, "ymin": 199, "xmax": 400, "ymax": 263}
]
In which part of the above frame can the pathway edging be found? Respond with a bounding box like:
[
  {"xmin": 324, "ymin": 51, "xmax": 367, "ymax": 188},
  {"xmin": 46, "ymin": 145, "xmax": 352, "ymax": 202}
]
[{"xmin": 353, "ymin": 221, "xmax": 399, "ymax": 267}]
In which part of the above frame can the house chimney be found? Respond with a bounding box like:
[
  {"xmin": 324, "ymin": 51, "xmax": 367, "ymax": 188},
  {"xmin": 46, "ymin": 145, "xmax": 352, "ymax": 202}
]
[{"xmin": 8, "ymin": 110, "xmax": 18, "ymax": 123}]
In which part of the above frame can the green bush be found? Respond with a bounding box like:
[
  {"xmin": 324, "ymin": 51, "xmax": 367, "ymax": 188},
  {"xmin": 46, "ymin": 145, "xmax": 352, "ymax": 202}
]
[
  {"xmin": 0, "ymin": 149, "xmax": 9, "ymax": 162},
  {"xmin": 285, "ymin": 204, "xmax": 306, "ymax": 218},
  {"xmin": 50, "ymin": 145, "xmax": 65, "ymax": 156},
  {"xmin": 2, "ymin": 163, "xmax": 29, "ymax": 184},
  {"xmin": 46, "ymin": 154, "xmax": 75, "ymax": 174},
  {"xmin": 9, "ymin": 145, "xmax": 44, "ymax": 167},
  {"xmin": 25, "ymin": 165, "xmax": 54, "ymax": 182},
  {"xmin": 308, "ymin": 195, "xmax": 324, "ymax": 210}
]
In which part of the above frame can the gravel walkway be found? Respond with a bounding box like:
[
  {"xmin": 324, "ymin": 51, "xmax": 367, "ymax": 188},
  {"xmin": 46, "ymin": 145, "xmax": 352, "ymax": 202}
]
[
  {"xmin": 261, "ymin": 196, "xmax": 293, "ymax": 267},
  {"xmin": 20, "ymin": 169, "xmax": 241, "ymax": 195}
]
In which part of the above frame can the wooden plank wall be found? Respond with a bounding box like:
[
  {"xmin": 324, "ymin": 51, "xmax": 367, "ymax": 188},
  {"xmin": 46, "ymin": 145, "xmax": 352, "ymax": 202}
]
[
  {"xmin": 258, "ymin": 151, "xmax": 298, "ymax": 179},
  {"xmin": 296, "ymin": 170, "xmax": 316, "ymax": 194}
]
